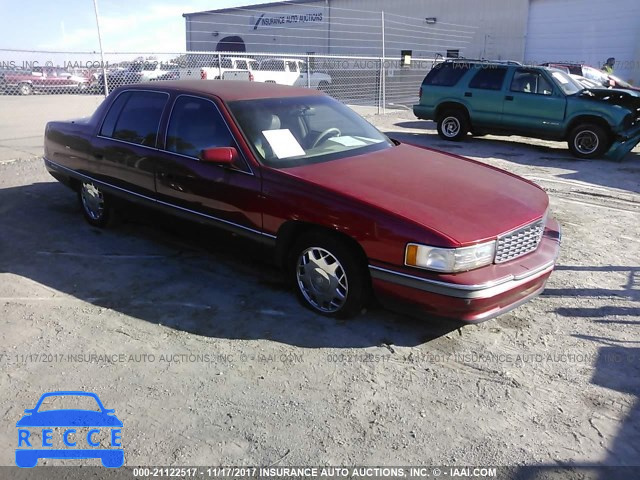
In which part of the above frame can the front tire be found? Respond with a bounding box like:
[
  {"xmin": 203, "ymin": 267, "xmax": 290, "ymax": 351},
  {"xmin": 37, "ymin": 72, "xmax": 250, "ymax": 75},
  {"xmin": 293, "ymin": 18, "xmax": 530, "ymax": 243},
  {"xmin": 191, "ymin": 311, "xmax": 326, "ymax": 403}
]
[
  {"xmin": 437, "ymin": 109, "xmax": 468, "ymax": 141},
  {"xmin": 78, "ymin": 181, "xmax": 113, "ymax": 227},
  {"xmin": 568, "ymin": 123, "xmax": 610, "ymax": 159},
  {"xmin": 289, "ymin": 232, "xmax": 369, "ymax": 318}
]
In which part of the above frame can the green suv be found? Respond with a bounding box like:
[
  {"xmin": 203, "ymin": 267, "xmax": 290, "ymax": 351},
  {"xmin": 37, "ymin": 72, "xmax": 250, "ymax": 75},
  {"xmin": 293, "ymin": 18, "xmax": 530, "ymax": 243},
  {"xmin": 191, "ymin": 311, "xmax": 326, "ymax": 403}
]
[{"xmin": 413, "ymin": 60, "xmax": 640, "ymax": 159}]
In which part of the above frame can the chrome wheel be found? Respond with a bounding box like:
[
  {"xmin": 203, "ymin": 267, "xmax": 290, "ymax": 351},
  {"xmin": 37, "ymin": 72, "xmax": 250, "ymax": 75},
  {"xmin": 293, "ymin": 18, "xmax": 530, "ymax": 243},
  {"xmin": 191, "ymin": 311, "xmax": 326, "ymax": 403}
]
[
  {"xmin": 296, "ymin": 246, "xmax": 348, "ymax": 313},
  {"xmin": 19, "ymin": 83, "xmax": 32, "ymax": 95},
  {"xmin": 574, "ymin": 130, "xmax": 599, "ymax": 155},
  {"xmin": 80, "ymin": 182, "xmax": 105, "ymax": 221},
  {"xmin": 441, "ymin": 116, "xmax": 461, "ymax": 138}
]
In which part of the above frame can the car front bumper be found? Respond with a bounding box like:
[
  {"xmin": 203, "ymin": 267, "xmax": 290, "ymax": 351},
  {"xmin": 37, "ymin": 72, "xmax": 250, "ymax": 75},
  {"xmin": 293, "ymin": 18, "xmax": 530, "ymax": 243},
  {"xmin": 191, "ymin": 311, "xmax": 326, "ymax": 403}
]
[
  {"xmin": 369, "ymin": 219, "xmax": 562, "ymax": 323},
  {"xmin": 607, "ymin": 123, "xmax": 640, "ymax": 161}
]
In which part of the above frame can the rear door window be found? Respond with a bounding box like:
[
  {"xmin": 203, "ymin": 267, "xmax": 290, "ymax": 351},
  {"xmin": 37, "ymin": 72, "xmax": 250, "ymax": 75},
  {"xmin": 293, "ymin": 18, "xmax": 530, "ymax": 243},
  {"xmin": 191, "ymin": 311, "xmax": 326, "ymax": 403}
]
[
  {"xmin": 423, "ymin": 63, "xmax": 471, "ymax": 87},
  {"xmin": 468, "ymin": 67, "xmax": 507, "ymax": 90},
  {"xmin": 100, "ymin": 91, "xmax": 168, "ymax": 147}
]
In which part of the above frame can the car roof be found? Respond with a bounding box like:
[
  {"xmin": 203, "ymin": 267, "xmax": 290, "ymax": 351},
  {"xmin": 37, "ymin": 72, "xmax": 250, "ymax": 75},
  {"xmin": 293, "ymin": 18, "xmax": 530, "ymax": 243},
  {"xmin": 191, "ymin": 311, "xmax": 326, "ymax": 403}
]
[{"xmin": 118, "ymin": 80, "xmax": 324, "ymax": 101}]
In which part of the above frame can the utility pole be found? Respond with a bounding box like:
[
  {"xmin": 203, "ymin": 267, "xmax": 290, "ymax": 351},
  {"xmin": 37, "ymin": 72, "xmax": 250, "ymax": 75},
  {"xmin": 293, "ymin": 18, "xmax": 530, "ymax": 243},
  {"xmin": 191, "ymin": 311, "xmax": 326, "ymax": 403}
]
[{"xmin": 93, "ymin": 0, "xmax": 109, "ymax": 96}]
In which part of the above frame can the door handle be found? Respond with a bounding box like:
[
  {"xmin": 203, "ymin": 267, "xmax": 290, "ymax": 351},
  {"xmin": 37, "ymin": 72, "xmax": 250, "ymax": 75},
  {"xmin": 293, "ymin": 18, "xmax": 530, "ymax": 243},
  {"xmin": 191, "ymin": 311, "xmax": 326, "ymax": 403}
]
[
  {"xmin": 464, "ymin": 92, "xmax": 472, "ymax": 97},
  {"xmin": 505, "ymin": 95, "xmax": 514, "ymax": 101},
  {"xmin": 94, "ymin": 153, "xmax": 104, "ymax": 160}
]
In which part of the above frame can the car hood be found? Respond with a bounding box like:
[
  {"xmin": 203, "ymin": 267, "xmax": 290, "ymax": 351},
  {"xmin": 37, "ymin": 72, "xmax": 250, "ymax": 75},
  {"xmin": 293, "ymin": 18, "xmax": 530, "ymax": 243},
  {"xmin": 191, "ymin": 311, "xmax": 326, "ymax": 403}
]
[
  {"xmin": 16, "ymin": 410, "xmax": 123, "ymax": 427},
  {"xmin": 283, "ymin": 143, "xmax": 548, "ymax": 245},
  {"xmin": 579, "ymin": 87, "xmax": 640, "ymax": 104}
]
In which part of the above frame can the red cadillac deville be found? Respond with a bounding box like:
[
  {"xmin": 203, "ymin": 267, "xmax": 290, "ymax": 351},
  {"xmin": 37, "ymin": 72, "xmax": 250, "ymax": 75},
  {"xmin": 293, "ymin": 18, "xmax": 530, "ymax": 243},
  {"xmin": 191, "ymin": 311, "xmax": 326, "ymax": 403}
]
[{"xmin": 44, "ymin": 81, "xmax": 561, "ymax": 322}]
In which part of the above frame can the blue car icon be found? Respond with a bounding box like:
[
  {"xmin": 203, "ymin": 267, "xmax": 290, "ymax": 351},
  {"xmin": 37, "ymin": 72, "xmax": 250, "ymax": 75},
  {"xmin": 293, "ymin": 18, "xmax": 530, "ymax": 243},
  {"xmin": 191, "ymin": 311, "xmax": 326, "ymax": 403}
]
[{"xmin": 16, "ymin": 391, "xmax": 123, "ymax": 468}]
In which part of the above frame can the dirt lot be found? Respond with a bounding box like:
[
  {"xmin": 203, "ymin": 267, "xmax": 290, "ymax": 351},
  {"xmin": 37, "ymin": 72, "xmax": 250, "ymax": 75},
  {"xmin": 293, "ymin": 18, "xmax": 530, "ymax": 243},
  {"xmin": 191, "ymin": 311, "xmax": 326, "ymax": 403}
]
[{"xmin": 0, "ymin": 95, "xmax": 639, "ymax": 474}]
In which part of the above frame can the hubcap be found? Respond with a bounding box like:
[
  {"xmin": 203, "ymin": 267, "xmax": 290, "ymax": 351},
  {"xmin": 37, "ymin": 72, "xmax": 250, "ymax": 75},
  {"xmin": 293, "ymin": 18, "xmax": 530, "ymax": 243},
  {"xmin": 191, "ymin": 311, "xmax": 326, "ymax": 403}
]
[
  {"xmin": 442, "ymin": 116, "xmax": 461, "ymax": 137},
  {"xmin": 296, "ymin": 247, "xmax": 348, "ymax": 313},
  {"xmin": 80, "ymin": 182, "xmax": 104, "ymax": 220},
  {"xmin": 574, "ymin": 130, "xmax": 599, "ymax": 154}
]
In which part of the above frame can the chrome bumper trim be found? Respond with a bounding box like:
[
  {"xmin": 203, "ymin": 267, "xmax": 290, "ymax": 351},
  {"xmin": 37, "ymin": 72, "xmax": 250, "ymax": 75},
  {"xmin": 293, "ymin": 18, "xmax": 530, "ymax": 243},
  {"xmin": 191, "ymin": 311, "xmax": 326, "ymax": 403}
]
[{"xmin": 369, "ymin": 260, "xmax": 555, "ymax": 300}]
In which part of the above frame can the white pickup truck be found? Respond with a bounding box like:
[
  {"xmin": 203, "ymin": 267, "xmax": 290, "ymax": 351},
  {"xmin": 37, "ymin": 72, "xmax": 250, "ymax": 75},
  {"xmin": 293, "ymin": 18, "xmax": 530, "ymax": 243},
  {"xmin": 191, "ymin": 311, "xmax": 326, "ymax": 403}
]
[
  {"xmin": 223, "ymin": 58, "xmax": 332, "ymax": 90},
  {"xmin": 178, "ymin": 57, "xmax": 258, "ymax": 81}
]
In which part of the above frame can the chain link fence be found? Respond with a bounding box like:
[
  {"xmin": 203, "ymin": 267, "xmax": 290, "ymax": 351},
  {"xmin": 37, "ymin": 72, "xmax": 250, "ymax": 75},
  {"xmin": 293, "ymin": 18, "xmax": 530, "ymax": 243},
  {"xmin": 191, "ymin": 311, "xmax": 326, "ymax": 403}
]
[{"xmin": 0, "ymin": 50, "xmax": 435, "ymax": 112}]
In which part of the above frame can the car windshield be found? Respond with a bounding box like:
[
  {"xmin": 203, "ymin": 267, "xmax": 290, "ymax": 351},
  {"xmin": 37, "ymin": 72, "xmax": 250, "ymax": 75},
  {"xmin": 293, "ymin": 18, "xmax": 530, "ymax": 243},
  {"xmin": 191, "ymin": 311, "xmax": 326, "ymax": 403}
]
[
  {"xmin": 228, "ymin": 96, "xmax": 393, "ymax": 168},
  {"xmin": 549, "ymin": 70, "xmax": 584, "ymax": 95}
]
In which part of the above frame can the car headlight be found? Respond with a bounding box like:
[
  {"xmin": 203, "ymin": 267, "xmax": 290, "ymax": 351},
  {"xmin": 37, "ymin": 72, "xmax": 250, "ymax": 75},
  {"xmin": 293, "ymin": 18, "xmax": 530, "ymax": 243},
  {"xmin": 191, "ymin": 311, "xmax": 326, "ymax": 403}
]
[{"xmin": 405, "ymin": 241, "xmax": 496, "ymax": 273}]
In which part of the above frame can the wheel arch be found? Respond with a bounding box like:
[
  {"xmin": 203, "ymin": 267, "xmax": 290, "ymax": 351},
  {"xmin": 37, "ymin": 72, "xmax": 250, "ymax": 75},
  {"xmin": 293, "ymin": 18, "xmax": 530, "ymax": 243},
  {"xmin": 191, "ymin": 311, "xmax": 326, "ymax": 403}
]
[
  {"xmin": 275, "ymin": 221, "xmax": 370, "ymax": 273},
  {"xmin": 565, "ymin": 115, "xmax": 613, "ymax": 139},
  {"xmin": 435, "ymin": 101, "xmax": 471, "ymax": 122}
]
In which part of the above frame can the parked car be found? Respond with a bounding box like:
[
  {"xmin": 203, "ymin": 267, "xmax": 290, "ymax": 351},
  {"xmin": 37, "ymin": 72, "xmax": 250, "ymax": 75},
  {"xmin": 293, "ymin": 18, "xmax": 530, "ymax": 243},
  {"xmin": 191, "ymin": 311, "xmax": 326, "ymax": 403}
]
[
  {"xmin": 249, "ymin": 58, "xmax": 332, "ymax": 90},
  {"xmin": 570, "ymin": 74, "xmax": 601, "ymax": 90},
  {"xmin": 541, "ymin": 63, "xmax": 611, "ymax": 87},
  {"xmin": 541, "ymin": 63, "xmax": 640, "ymax": 92},
  {"xmin": 414, "ymin": 60, "xmax": 640, "ymax": 159},
  {"xmin": 99, "ymin": 62, "xmax": 178, "ymax": 91},
  {"xmin": 44, "ymin": 80, "xmax": 561, "ymax": 322},
  {"xmin": 0, "ymin": 67, "xmax": 90, "ymax": 95},
  {"xmin": 177, "ymin": 56, "xmax": 258, "ymax": 81}
]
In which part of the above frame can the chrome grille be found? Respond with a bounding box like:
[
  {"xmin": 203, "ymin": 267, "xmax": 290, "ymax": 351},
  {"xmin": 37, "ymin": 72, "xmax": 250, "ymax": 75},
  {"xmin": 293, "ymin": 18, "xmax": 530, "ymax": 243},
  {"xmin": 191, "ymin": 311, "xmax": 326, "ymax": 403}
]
[{"xmin": 495, "ymin": 220, "xmax": 545, "ymax": 263}]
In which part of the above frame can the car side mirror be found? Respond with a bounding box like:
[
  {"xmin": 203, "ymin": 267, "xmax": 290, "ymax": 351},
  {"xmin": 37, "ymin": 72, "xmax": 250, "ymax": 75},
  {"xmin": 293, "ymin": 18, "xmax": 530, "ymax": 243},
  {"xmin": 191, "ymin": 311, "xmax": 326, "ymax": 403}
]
[{"xmin": 199, "ymin": 147, "xmax": 238, "ymax": 165}]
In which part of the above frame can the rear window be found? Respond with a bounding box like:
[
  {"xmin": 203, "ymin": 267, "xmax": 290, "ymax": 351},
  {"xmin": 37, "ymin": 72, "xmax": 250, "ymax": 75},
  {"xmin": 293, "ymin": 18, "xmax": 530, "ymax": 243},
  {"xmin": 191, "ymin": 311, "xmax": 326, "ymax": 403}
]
[
  {"xmin": 100, "ymin": 91, "xmax": 168, "ymax": 147},
  {"xmin": 468, "ymin": 67, "xmax": 507, "ymax": 90},
  {"xmin": 423, "ymin": 63, "xmax": 471, "ymax": 87}
]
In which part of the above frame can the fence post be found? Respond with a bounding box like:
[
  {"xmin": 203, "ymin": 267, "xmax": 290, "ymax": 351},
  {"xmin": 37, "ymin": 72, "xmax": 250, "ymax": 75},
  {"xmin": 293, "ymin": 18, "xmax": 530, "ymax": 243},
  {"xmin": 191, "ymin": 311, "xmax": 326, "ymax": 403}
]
[
  {"xmin": 218, "ymin": 52, "xmax": 222, "ymax": 79},
  {"xmin": 92, "ymin": 0, "xmax": 108, "ymax": 96},
  {"xmin": 378, "ymin": 59, "xmax": 382, "ymax": 115},
  {"xmin": 381, "ymin": 10, "xmax": 386, "ymax": 114},
  {"xmin": 306, "ymin": 55, "xmax": 311, "ymax": 89}
]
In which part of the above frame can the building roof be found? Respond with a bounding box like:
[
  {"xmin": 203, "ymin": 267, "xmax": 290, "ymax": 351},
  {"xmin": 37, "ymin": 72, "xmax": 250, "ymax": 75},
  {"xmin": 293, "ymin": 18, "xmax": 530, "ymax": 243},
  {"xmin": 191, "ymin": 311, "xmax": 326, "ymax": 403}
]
[
  {"xmin": 117, "ymin": 80, "xmax": 324, "ymax": 102},
  {"xmin": 183, "ymin": 0, "xmax": 323, "ymax": 17}
]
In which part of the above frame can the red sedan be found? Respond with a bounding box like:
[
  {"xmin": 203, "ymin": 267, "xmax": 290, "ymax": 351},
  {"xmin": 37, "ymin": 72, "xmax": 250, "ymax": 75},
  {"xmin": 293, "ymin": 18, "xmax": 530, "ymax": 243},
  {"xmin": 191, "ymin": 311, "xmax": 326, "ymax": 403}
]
[{"xmin": 43, "ymin": 81, "xmax": 561, "ymax": 322}]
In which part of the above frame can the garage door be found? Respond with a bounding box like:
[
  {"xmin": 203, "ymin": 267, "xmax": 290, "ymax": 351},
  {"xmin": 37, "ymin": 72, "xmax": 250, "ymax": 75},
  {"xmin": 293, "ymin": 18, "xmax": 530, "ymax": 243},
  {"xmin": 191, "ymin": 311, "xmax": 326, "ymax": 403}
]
[{"xmin": 524, "ymin": 0, "xmax": 640, "ymax": 83}]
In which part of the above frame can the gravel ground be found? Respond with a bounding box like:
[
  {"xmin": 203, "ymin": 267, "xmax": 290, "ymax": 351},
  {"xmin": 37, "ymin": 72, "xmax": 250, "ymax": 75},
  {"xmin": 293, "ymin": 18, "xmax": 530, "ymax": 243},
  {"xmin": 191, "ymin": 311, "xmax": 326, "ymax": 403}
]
[{"xmin": 0, "ymin": 96, "xmax": 638, "ymax": 474}]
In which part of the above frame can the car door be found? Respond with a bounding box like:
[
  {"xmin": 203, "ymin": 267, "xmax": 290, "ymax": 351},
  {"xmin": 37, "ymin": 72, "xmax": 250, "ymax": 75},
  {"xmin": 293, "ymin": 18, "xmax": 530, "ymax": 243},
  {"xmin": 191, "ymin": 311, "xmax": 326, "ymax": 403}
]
[
  {"xmin": 501, "ymin": 68, "xmax": 567, "ymax": 135},
  {"xmin": 464, "ymin": 66, "xmax": 508, "ymax": 128},
  {"xmin": 92, "ymin": 89, "xmax": 169, "ymax": 198},
  {"xmin": 154, "ymin": 94, "xmax": 263, "ymax": 238}
]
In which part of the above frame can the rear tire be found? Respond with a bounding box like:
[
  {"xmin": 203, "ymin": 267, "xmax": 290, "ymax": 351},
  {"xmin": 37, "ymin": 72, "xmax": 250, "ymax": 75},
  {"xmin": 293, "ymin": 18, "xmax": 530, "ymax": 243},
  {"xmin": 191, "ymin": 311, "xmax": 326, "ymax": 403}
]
[
  {"xmin": 568, "ymin": 123, "xmax": 610, "ymax": 159},
  {"xmin": 78, "ymin": 181, "xmax": 114, "ymax": 227},
  {"xmin": 19, "ymin": 83, "xmax": 32, "ymax": 95},
  {"xmin": 437, "ymin": 109, "xmax": 468, "ymax": 141},
  {"xmin": 289, "ymin": 232, "xmax": 369, "ymax": 319}
]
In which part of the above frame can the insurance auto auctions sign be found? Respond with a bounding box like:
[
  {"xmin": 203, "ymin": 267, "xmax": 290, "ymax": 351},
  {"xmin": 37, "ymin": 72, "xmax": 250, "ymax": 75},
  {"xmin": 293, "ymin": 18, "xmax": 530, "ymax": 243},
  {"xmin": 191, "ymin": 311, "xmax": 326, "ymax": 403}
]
[{"xmin": 250, "ymin": 11, "xmax": 324, "ymax": 30}]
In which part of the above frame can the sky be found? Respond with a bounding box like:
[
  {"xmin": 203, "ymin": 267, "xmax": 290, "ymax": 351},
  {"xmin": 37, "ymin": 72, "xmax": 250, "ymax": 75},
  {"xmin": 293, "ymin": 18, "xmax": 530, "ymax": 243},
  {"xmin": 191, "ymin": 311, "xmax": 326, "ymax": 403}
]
[{"xmin": 0, "ymin": 0, "xmax": 259, "ymax": 54}]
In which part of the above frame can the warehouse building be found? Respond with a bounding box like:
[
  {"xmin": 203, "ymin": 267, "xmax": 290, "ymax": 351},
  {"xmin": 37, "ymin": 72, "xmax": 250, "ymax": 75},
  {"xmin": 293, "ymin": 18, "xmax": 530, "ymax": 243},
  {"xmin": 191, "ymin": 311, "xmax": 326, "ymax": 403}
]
[{"xmin": 183, "ymin": 0, "xmax": 640, "ymax": 84}]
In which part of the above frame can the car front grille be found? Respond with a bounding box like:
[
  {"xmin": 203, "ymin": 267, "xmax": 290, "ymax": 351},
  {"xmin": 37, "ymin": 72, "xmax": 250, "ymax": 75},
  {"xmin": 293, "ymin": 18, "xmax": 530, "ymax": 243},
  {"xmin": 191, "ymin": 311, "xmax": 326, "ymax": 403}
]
[{"xmin": 494, "ymin": 219, "xmax": 545, "ymax": 264}]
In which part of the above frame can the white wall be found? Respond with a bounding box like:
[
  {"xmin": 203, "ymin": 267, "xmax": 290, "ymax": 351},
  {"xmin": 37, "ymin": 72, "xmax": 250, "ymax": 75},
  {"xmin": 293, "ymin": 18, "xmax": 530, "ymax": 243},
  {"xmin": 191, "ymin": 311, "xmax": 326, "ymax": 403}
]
[
  {"xmin": 184, "ymin": 0, "xmax": 529, "ymax": 61},
  {"xmin": 525, "ymin": 0, "xmax": 640, "ymax": 84}
]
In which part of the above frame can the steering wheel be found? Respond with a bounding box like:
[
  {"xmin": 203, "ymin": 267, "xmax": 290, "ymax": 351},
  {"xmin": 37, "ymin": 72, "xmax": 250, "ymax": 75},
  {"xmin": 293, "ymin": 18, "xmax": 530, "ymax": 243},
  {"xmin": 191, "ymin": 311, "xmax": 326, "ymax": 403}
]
[{"xmin": 311, "ymin": 128, "xmax": 341, "ymax": 148}]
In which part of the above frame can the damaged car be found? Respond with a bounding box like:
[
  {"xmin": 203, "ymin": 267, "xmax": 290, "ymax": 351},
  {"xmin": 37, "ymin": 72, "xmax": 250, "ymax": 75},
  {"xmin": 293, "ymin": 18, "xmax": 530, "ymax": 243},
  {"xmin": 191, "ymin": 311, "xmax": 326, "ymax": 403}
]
[{"xmin": 414, "ymin": 60, "xmax": 640, "ymax": 160}]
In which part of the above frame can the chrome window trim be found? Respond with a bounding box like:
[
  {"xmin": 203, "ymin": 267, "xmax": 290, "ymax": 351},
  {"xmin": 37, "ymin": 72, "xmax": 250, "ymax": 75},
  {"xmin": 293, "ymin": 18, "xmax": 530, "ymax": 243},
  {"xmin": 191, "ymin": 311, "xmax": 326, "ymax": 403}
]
[
  {"xmin": 163, "ymin": 93, "xmax": 254, "ymax": 176},
  {"xmin": 97, "ymin": 89, "xmax": 170, "ymax": 149},
  {"xmin": 369, "ymin": 259, "xmax": 555, "ymax": 300},
  {"xmin": 45, "ymin": 158, "xmax": 275, "ymax": 240}
]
